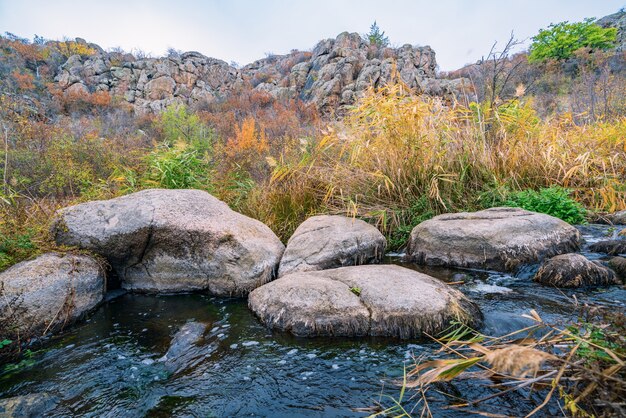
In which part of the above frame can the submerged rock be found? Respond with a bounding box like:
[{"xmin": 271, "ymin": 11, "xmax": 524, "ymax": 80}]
[
  {"xmin": 249, "ymin": 265, "xmax": 481, "ymax": 338},
  {"xmin": 0, "ymin": 393, "xmax": 59, "ymax": 417},
  {"xmin": 588, "ymin": 239, "xmax": 626, "ymax": 256},
  {"xmin": 405, "ymin": 207, "xmax": 580, "ymax": 272},
  {"xmin": 162, "ymin": 322, "xmax": 207, "ymax": 361},
  {"xmin": 278, "ymin": 215, "xmax": 386, "ymax": 277},
  {"xmin": 0, "ymin": 253, "xmax": 104, "ymax": 339},
  {"xmin": 533, "ymin": 254, "xmax": 620, "ymax": 288},
  {"xmin": 51, "ymin": 189, "xmax": 284, "ymax": 295},
  {"xmin": 161, "ymin": 321, "xmax": 207, "ymax": 372}
]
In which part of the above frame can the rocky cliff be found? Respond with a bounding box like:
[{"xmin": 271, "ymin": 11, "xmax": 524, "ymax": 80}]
[
  {"xmin": 54, "ymin": 32, "xmax": 469, "ymax": 114},
  {"xmin": 597, "ymin": 10, "xmax": 626, "ymax": 51}
]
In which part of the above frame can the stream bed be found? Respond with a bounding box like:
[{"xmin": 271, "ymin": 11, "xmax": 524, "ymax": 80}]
[{"xmin": 0, "ymin": 225, "xmax": 624, "ymax": 417}]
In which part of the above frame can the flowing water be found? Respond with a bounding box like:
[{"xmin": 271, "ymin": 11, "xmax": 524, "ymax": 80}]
[{"xmin": 1, "ymin": 225, "xmax": 624, "ymax": 417}]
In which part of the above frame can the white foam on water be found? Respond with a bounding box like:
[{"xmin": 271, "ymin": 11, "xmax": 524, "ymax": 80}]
[
  {"xmin": 242, "ymin": 341, "xmax": 260, "ymax": 347},
  {"xmin": 469, "ymin": 282, "xmax": 513, "ymax": 294},
  {"xmin": 287, "ymin": 349, "xmax": 298, "ymax": 355}
]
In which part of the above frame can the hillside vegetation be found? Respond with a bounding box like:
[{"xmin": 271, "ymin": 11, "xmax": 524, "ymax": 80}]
[{"xmin": 1, "ymin": 14, "xmax": 625, "ymax": 270}]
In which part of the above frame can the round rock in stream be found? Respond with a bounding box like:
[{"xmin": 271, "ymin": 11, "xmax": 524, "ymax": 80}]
[
  {"xmin": 278, "ymin": 215, "xmax": 386, "ymax": 277},
  {"xmin": 51, "ymin": 189, "xmax": 285, "ymax": 295},
  {"xmin": 405, "ymin": 207, "xmax": 580, "ymax": 272},
  {"xmin": 609, "ymin": 257, "xmax": 626, "ymax": 282},
  {"xmin": 248, "ymin": 265, "xmax": 481, "ymax": 338},
  {"xmin": 533, "ymin": 253, "xmax": 620, "ymax": 288},
  {"xmin": 588, "ymin": 239, "xmax": 626, "ymax": 256},
  {"xmin": 0, "ymin": 253, "xmax": 104, "ymax": 338}
]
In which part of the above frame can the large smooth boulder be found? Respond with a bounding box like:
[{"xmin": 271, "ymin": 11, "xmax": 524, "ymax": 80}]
[
  {"xmin": 249, "ymin": 265, "xmax": 481, "ymax": 338},
  {"xmin": 51, "ymin": 189, "xmax": 285, "ymax": 295},
  {"xmin": 278, "ymin": 215, "xmax": 386, "ymax": 277},
  {"xmin": 0, "ymin": 253, "xmax": 104, "ymax": 338},
  {"xmin": 405, "ymin": 207, "xmax": 580, "ymax": 272},
  {"xmin": 533, "ymin": 254, "xmax": 620, "ymax": 288}
]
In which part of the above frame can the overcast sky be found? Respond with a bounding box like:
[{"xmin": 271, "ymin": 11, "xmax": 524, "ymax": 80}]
[{"xmin": 0, "ymin": 0, "xmax": 624, "ymax": 70}]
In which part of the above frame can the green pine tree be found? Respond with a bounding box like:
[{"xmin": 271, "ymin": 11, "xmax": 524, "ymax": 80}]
[{"xmin": 367, "ymin": 21, "xmax": 389, "ymax": 47}]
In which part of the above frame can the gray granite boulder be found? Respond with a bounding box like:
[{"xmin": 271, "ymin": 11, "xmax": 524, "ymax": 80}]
[
  {"xmin": 51, "ymin": 189, "xmax": 284, "ymax": 295},
  {"xmin": 405, "ymin": 207, "xmax": 580, "ymax": 272},
  {"xmin": 533, "ymin": 253, "xmax": 620, "ymax": 288},
  {"xmin": 249, "ymin": 265, "xmax": 481, "ymax": 338},
  {"xmin": 278, "ymin": 215, "xmax": 386, "ymax": 277},
  {"xmin": 0, "ymin": 253, "xmax": 104, "ymax": 338}
]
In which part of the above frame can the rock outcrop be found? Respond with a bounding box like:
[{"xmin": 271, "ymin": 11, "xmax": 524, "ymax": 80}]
[
  {"xmin": 597, "ymin": 10, "xmax": 626, "ymax": 51},
  {"xmin": 249, "ymin": 265, "xmax": 481, "ymax": 338},
  {"xmin": 533, "ymin": 253, "xmax": 620, "ymax": 287},
  {"xmin": 56, "ymin": 50, "xmax": 244, "ymax": 113},
  {"xmin": 54, "ymin": 32, "xmax": 470, "ymax": 114},
  {"xmin": 51, "ymin": 189, "xmax": 284, "ymax": 295},
  {"xmin": 405, "ymin": 207, "xmax": 580, "ymax": 272},
  {"xmin": 0, "ymin": 253, "xmax": 104, "ymax": 338},
  {"xmin": 278, "ymin": 215, "xmax": 386, "ymax": 277}
]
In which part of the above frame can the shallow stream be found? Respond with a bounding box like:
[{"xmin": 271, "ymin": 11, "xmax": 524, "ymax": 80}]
[{"xmin": 1, "ymin": 225, "xmax": 624, "ymax": 417}]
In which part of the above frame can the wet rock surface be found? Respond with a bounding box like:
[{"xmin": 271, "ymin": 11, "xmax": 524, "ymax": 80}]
[
  {"xmin": 278, "ymin": 215, "xmax": 386, "ymax": 277},
  {"xmin": 608, "ymin": 256, "xmax": 626, "ymax": 282},
  {"xmin": 160, "ymin": 321, "xmax": 208, "ymax": 373},
  {"xmin": 405, "ymin": 207, "xmax": 580, "ymax": 272},
  {"xmin": 249, "ymin": 265, "xmax": 481, "ymax": 338},
  {"xmin": 51, "ymin": 189, "xmax": 284, "ymax": 295},
  {"xmin": 0, "ymin": 393, "xmax": 59, "ymax": 418},
  {"xmin": 589, "ymin": 239, "xmax": 626, "ymax": 256},
  {"xmin": 533, "ymin": 253, "xmax": 620, "ymax": 288},
  {"xmin": 0, "ymin": 253, "xmax": 104, "ymax": 338}
]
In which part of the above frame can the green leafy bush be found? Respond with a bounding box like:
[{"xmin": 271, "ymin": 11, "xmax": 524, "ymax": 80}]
[
  {"xmin": 529, "ymin": 18, "xmax": 617, "ymax": 62},
  {"xmin": 505, "ymin": 187, "xmax": 586, "ymax": 224},
  {"xmin": 143, "ymin": 144, "xmax": 212, "ymax": 190},
  {"xmin": 0, "ymin": 231, "xmax": 35, "ymax": 271},
  {"xmin": 387, "ymin": 196, "xmax": 435, "ymax": 250},
  {"xmin": 157, "ymin": 104, "xmax": 214, "ymax": 152}
]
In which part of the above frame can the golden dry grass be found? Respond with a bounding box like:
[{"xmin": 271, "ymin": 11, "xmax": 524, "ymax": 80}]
[{"xmin": 249, "ymin": 84, "xmax": 626, "ymax": 241}]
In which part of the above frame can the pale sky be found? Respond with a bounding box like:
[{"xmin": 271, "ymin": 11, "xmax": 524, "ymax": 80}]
[{"xmin": 0, "ymin": 0, "xmax": 624, "ymax": 70}]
